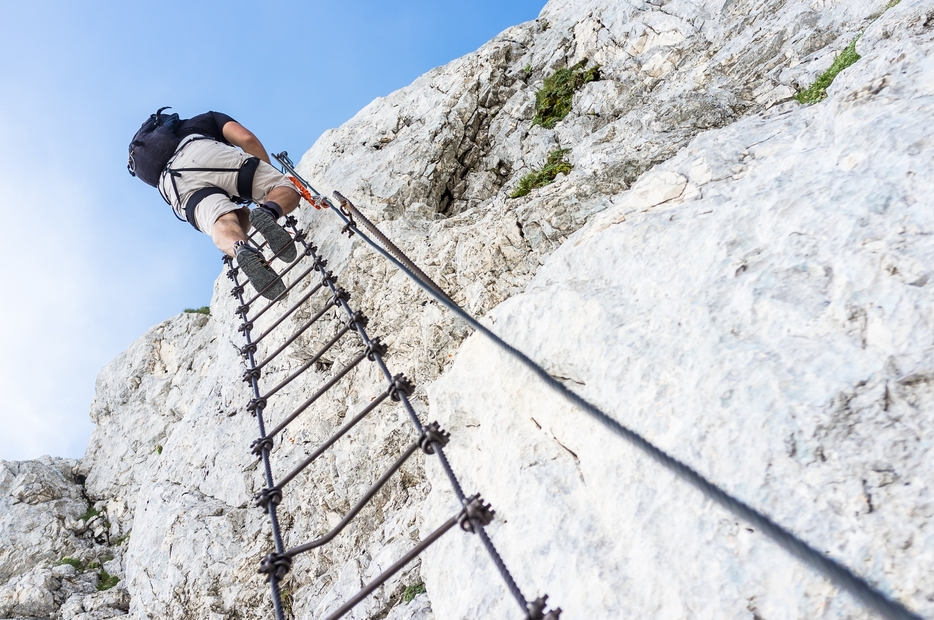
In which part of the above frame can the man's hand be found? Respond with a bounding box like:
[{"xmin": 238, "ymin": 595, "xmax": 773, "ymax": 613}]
[{"xmin": 221, "ymin": 121, "xmax": 272, "ymax": 164}]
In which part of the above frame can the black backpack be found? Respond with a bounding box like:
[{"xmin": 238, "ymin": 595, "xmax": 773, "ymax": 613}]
[{"xmin": 127, "ymin": 107, "xmax": 182, "ymax": 187}]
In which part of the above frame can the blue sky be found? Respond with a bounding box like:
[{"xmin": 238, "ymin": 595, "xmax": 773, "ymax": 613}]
[{"xmin": 0, "ymin": 0, "xmax": 545, "ymax": 461}]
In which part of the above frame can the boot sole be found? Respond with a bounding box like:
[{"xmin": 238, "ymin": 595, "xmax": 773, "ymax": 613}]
[
  {"xmin": 250, "ymin": 209, "xmax": 297, "ymax": 263},
  {"xmin": 237, "ymin": 249, "xmax": 286, "ymax": 300}
]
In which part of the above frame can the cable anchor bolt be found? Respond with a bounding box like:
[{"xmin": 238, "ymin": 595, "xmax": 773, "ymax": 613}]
[
  {"xmin": 331, "ymin": 287, "xmax": 349, "ymax": 306},
  {"xmin": 349, "ymin": 311, "xmax": 368, "ymax": 330},
  {"xmin": 238, "ymin": 321, "xmax": 254, "ymax": 333},
  {"xmin": 319, "ymin": 270, "xmax": 336, "ymax": 288},
  {"xmin": 258, "ymin": 553, "xmax": 292, "ymax": 581},
  {"xmin": 226, "ymin": 268, "xmax": 239, "ymax": 281},
  {"xmin": 250, "ymin": 437, "xmax": 274, "ymax": 456},
  {"xmin": 240, "ymin": 343, "xmax": 258, "ymax": 357},
  {"xmin": 246, "ymin": 397, "xmax": 268, "ymax": 416},
  {"xmin": 527, "ymin": 596, "xmax": 562, "ymax": 620},
  {"xmin": 365, "ymin": 337, "xmax": 388, "ymax": 361},
  {"xmin": 389, "ymin": 374, "xmax": 415, "ymax": 402},
  {"xmin": 230, "ymin": 285, "xmax": 246, "ymax": 298},
  {"xmin": 254, "ymin": 487, "xmax": 283, "ymax": 509},
  {"xmin": 242, "ymin": 368, "xmax": 262, "ymax": 384},
  {"xmin": 334, "ymin": 191, "xmax": 357, "ymax": 237},
  {"xmin": 457, "ymin": 494, "xmax": 495, "ymax": 533},
  {"xmin": 418, "ymin": 421, "xmax": 450, "ymax": 455}
]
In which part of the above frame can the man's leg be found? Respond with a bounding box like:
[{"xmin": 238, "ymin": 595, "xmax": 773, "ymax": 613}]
[
  {"xmin": 211, "ymin": 209, "xmax": 251, "ymax": 257},
  {"xmin": 211, "ymin": 207, "xmax": 286, "ymax": 300},
  {"xmin": 265, "ymin": 186, "xmax": 300, "ymax": 215},
  {"xmin": 249, "ymin": 186, "xmax": 301, "ymax": 263}
]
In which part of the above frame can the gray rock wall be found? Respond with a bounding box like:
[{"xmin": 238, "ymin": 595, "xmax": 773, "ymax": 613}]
[
  {"xmin": 2, "ymin": 0, "xmax": 932, "ymax": 618},
  {"xmin": 422, "ymin": 3, "xmax": 934, "ymax": 617}
]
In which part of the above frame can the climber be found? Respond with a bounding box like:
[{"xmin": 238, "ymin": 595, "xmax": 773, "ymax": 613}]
[{"xmin": 127, "ymin": 109, "xmax": 302, "ymax": 300}]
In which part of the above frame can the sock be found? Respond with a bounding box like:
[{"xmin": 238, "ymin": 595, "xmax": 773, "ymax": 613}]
[{"xmin": 259, "ymin": 201, "xmax": 283, "ymax": 220}]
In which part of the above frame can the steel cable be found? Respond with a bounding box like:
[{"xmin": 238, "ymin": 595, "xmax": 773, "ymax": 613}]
[{"xmin": 225, "ymin": 257, "xmax": 288, "ymax": 620}]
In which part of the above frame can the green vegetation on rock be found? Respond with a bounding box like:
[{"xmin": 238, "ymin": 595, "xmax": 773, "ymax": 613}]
[
  {"xmin": 402, "ymin": 582, "xmax": 427, "ymax": 603},
  {"xmin": 281, "ymin": 587, "xmax": 293, "ymax": 614},
  {"xmin": 79, "ymin": 506, "xmax": 101, "ymax": 522},
  {"xmin": 56, "ymin": 557, "xmax": 85, "ymax": 572},
  {"xmin": 97, "ymin": 569, "xmax": 120, "ymax": 591},
  {"xmin": 510, "ymin": 149, "xmax": 573, "ymax": 198},
  {"xmin": 795, "ymin": 36, "xmax": 861, "ymax": 104},
  {"xmin": 184, "ymin": 306, "xmax": 211, "ymax": 315},
  {"xmin": 533, "ymin": 60, "xmax": 601, "ymax": 128}
]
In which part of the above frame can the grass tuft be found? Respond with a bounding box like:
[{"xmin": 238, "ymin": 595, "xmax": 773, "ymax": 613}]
[
  {"xmin": 795, "ymin": 36, "xmax": 861, "ymax": 104},
  {"xmin": 184, "ymin": 306, "xmax": 210, "ymax": 315},
  {"xmin": 402, "ymin": 582, "xmax": 427, "ymax": 604},
  {"xmin": 56, "ymin": 557, "xmax": 85, "ymax": 572},
  {"xmin": 97, "ymin": 569, "xmax": 120, "ymax": 591},
  {"xmin": 510, "ymin": 149, "xmax": 573, "ymax": 199},
  {"xmin": 281, "ymin": 587, "xmax": 293, "ymax": 615},
  {"xmin": 532, "ymin": 60, "xmax": 601, "ymax": 128},
  {"xmin": 114, "ymin": 533, "xmax": 131, "ymax": 546},
  {"xmin": 79, "ymin": 506, "xmax": 101, "ymax": 522}
]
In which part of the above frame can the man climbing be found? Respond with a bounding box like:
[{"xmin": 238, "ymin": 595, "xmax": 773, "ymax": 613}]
[{"xmin": 128, "ymin": 109, "xmax": 301, "ymax": 300}]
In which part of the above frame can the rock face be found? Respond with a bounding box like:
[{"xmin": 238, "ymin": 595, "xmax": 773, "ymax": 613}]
[
  {"xmin": 0, "ymin": 458, "xmax": 129, "ymax": 619},
  {"xmin": 3, "ymin": 0, "xmax": 933, "ymax": 618},
  {"xmin": 421, "ymin": 3, "xmax": 934, "ymax": 617}
]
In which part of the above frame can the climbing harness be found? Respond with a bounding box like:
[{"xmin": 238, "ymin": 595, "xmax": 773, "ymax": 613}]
[
  {"xmin": 159, "ymin": 135, "xmax": 260, "ymax": 231},
  {"xmin": 227, "ymin": 198, "xmax": 559, "ymax": 618},
  {"xmin": 229, "ymin": 151, "xmax": 924, "ymax": 620}
]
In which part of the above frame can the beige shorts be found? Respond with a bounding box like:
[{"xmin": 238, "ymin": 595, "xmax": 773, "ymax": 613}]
[{"xmin": 158, "ymin": 135, "xmax": 295, "ymax": 233}]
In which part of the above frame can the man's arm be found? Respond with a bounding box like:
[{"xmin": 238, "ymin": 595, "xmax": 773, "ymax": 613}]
[{"xmin": 221, "ymin": 121, "xmax": 272, "ymax": 164}]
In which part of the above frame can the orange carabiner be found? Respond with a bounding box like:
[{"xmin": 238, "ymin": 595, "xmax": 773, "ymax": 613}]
[{"xmin": 288, "ymin": 176, "xmax": 326, "ymax": 209}]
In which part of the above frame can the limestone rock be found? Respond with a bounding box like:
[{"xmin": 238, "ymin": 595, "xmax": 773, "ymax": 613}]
[
  {"xmin": 0, "ymin": 457, "xmax": 88, "ymax": 582},
  {"xmin": 422, "ymin": 2, "xmax": 934, "ymax": 618},
  {"xmin": 5, "ymin": 0, "xmax": 933, "ymax": 618}
]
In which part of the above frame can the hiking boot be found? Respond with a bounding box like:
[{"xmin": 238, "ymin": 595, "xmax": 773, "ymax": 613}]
[
  {"xmin": 249, "ymin": 208, "xmax": 296, "ymax": 263},
  {"xmin": 235, "ymin": 243, "xmax": 286, "ymax": 300}
]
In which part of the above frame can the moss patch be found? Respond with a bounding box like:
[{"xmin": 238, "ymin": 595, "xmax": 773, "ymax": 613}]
[
  {"xmin": 532, "ymin": 60, "xmax": 601, "ymax": 128},
  {"xmin": 402, "ymin": 582, "xmax": 426, "ymax": 603},
  {"xmin": 184, "ymin": 306, "xmax": 210, "ymax": 315},
  {"xmin": 795, "ymin": 36, "xmax": 861, "ymax": 104},
  {"xmin": 510, "ymin": 149, "xmax": 573, "ymax": 198}
]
